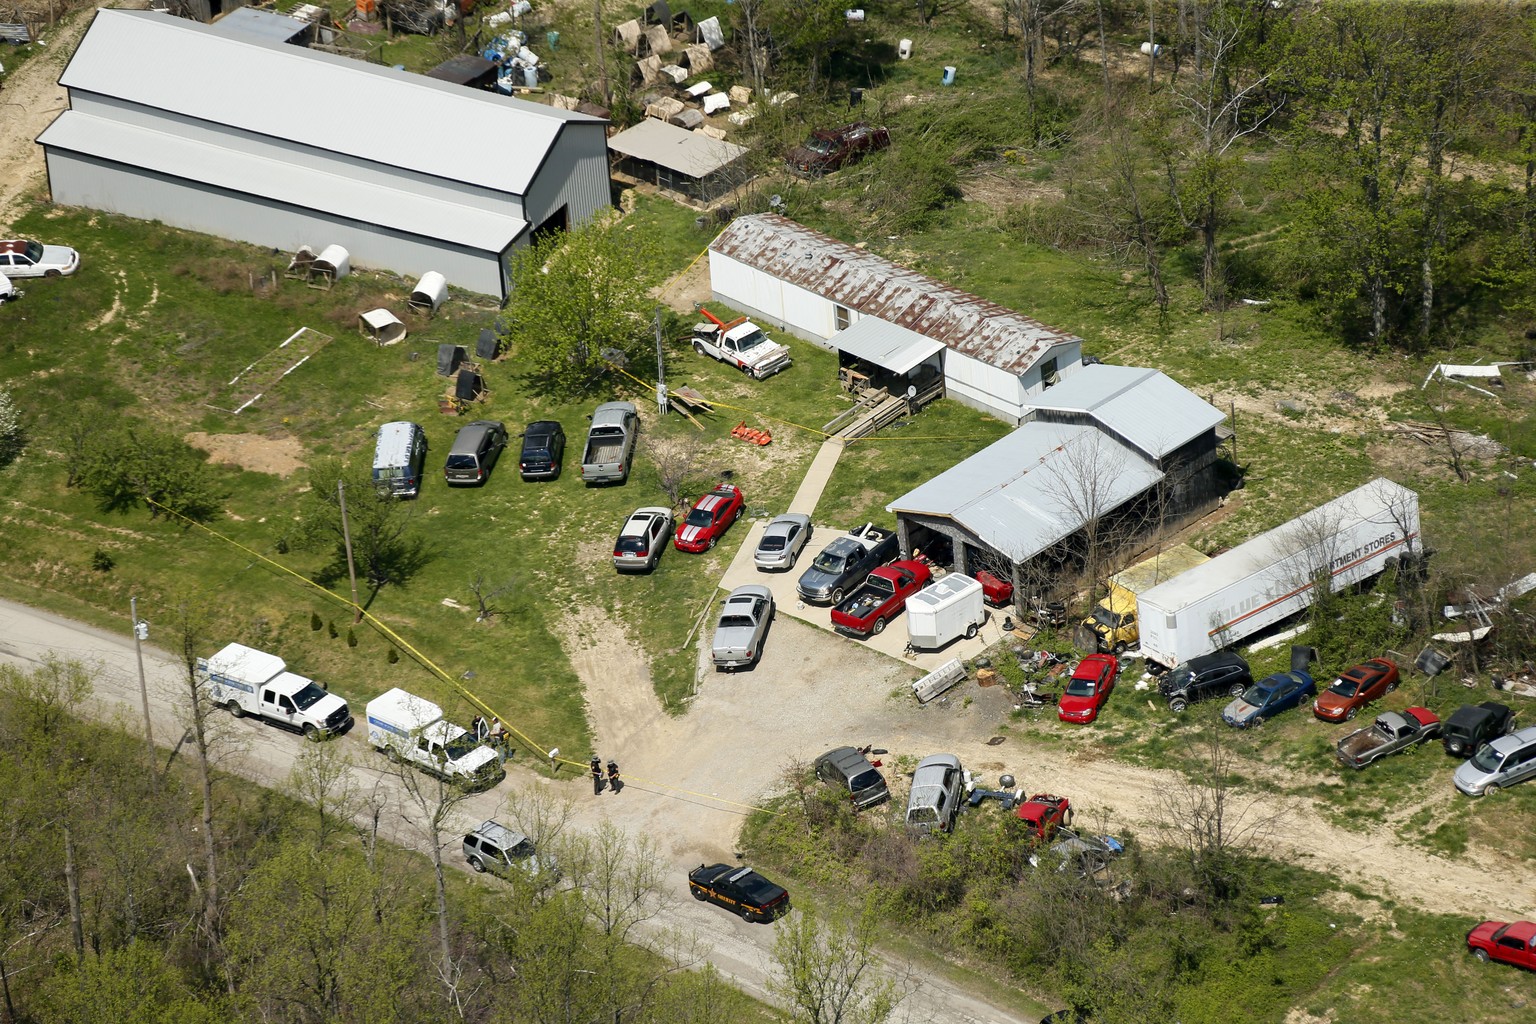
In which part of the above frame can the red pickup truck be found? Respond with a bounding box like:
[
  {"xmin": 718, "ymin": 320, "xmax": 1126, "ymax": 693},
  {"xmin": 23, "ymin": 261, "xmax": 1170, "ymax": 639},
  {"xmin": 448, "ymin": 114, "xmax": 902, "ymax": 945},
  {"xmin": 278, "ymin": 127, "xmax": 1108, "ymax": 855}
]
[{"xmin": 830, "ymin": 560, "xmax": 932, "ymax": 638}]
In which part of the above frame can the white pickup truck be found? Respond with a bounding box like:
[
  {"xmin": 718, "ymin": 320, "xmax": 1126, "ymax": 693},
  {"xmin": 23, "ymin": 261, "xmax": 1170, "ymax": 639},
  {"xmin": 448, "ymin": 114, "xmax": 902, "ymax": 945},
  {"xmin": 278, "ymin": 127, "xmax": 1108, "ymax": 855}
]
[
  {"xmin": 365, "ymin": 688, "xmax": 504, "ymax": 790},
  {"xmin": 199, "ymin": 642, "xmax": 353, "ymax": 740},
  {"xmin": 691, "ymin": 308, "xmax": 792, "ymax": 380}
]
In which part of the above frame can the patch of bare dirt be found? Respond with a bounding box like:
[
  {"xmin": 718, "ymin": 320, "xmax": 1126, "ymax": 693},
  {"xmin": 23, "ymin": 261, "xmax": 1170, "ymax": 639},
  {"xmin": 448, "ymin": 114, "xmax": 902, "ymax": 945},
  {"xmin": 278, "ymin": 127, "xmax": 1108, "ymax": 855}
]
[
  {"xmin": 186, "ymin": 432, "xmax": 307, "ymax": 478},
  {"xmin": 959, "ymin": 165, "xmax": 1066, "ymax": 217}
]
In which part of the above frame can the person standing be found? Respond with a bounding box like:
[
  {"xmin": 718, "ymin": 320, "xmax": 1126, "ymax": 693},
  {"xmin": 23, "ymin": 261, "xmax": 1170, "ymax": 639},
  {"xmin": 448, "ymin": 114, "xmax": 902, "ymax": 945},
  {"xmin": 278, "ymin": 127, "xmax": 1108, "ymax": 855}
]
[
  {"xmin": 487, "ymin": 717, "xmax": 505, "ymax": 758},
  {"xmin": 606, "ymin": 759, "xmax": 621, "ymax": 793},
  {"xmin": 590, "ymin": 754, "xmax": 604, "ymax": 794}
]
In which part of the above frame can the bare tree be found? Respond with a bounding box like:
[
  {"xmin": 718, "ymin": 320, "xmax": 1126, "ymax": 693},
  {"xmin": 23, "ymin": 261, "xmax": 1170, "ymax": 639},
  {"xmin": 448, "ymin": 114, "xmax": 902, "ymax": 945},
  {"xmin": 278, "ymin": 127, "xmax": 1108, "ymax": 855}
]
[
  {"xmin": 1036, "ymin": 429, "xmax": 1138, "ymax": 616},
  {"xmin": 466, "ymin": 571, "xmax": 516, "ymax": 623},
  {"xmin": 170, "ymin": 607, "xmax": 228, "ymax": 959},
  {"xmin": 644, "ymin": 432, "xmax": 721, "ymax": 513},
  {"xmin": 1154, "ymin": 727, "xmax": 1285, "ymax": 903},
  {"xmin": 287, "ymin": 742, "xmax": 361, "ymax": 852}
]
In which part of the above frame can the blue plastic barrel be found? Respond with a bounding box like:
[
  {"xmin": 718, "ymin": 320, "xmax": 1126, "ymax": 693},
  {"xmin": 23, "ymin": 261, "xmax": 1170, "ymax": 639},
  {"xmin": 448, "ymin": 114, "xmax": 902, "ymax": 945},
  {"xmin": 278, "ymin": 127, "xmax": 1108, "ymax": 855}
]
[{"xmin": 546, "ymin": 30, "xmax": 559, "ymax": 50}]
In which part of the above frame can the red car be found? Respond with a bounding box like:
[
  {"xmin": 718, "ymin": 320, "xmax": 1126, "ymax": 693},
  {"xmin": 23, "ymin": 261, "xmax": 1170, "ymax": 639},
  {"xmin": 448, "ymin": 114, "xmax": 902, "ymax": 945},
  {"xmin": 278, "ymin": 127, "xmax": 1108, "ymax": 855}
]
[
  {"xmin": 1016, "ymin": 793, "xmax": 1074, "ymax": 841},
  {"xmin": 786, "ymin": 122, "xmax": 891, "ymax": 177},
  {"xmin": 674, "ymin": 484, "xmax": 745, "ymax": 553},
  {"xmin": 1057, "ymin": 654, "xmax": 1119, "ymax": 724},
  {"xmin": 1467, "ymin": 919, "xmax": 1536, "ymax": 970},
  {"xmin": 1313, "ymin": 657, "xmax": 1399, "ymax": 722}
]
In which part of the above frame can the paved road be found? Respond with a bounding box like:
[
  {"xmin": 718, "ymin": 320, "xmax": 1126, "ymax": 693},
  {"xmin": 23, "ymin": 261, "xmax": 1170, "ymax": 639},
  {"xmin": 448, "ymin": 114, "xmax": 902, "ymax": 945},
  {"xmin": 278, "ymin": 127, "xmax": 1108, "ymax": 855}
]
[{"xmin": 0, "ymin": 597, "xmax": 1038, "ymax": 1024}]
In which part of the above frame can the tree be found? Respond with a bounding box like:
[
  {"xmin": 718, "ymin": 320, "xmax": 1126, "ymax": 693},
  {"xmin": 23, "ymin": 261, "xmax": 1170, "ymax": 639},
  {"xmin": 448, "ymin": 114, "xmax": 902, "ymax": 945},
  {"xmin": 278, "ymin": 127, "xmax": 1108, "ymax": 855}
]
[
  {"xmin": 76, "ymin": 425, "xmax": 226, "ymax": 522},
  {"xmin": 497, "ymin": 220, "xmax": 659, "ymax": 395},
  {"xmin": 761, "ymin": 0, "xmax": 849, "ymax": 94},
  {"xmin": 289, "ymin": 460, "xmax": 428, "ymax": 599},
  {"xmin": 169, "ymin": 607, "xmax": 228, "ymax": 960},
  {"xmin": 643, "ymin": 432, "xmax": 720, "ymax": 513},
  {"xmin": 1036, "ymin": 428, "xmax": 1138, "ymax": 615},
  {"xmin": 769, "ymin": 902, "xmax": 905, "ymax": 1024},
  {"xmin": 0, "ymin": 388, "xmax": 23, "ymax": 468},
  {"xmin": 466, "ymin": 571, "xmax": 516, "ymax": 623}
]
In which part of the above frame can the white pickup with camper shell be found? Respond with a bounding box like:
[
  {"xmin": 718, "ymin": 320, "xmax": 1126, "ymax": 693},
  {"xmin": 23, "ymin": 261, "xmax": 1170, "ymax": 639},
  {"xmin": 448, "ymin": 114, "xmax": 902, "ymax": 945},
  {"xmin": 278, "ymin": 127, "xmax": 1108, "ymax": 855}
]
[
  {"xmin": 199, "ymin": 642, "xmax": 353, "ymax": 740},
  {"xmin": 365, "ymin": 687, "xmax": 504, "ymax": 789}
]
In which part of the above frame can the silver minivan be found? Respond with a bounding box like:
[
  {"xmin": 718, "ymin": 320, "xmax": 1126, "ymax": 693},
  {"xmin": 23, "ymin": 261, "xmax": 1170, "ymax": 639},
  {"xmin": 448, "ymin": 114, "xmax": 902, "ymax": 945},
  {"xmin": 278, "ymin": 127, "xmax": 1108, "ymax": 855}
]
[
  {"xmin": 444, "ymin": 420, "xmax": 507, "ymax": 486},
  {"xmin": 905, "ymin": 754, "xmax": 964, "ymax": 834},
  {"xmin": 1454, "ymin": 725, "xmax": 1536, "ymax": 796}
]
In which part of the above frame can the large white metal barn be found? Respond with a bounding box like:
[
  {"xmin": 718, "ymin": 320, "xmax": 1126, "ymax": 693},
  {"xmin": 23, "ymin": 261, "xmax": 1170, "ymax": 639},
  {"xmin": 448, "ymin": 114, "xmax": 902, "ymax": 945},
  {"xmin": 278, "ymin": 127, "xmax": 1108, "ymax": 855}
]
[
  {"xmin": 36, "ymin": 9, "xmax": 612, "ymax": 299},
  {"xmin": 708, "ymin": 214, "xmax": 1084, "ymax": 423}
]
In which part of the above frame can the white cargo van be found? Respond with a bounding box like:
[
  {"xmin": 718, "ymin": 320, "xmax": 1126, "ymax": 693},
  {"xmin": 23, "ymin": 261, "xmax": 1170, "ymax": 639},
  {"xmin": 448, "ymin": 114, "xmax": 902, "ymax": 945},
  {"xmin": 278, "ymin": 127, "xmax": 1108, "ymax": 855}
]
[
  {"xmin": 199, "ymin": 642, "xmax": 352, "ymax": 739},
  {"xmin": 365, "ymin": 688, "xmax": 504, "ymax": 789},
  {"xmin": 906, "ymin": 574, "xmax": 987, "ymax": 651},
  {"xmin": 373, "ymin": 421, "xmax": 428, "ymax": 498}
]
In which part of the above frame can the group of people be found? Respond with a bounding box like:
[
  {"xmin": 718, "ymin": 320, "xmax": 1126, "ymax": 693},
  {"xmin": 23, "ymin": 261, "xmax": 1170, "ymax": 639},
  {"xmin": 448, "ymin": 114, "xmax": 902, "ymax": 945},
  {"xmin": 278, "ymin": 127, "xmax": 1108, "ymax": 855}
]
[
  {"xmin": 590, "ymin": 755, "xmax": 621, "ymax": 793},
  {"xmin": 469, "ymin": 714, "xmax": 507, "ymax": 755}
]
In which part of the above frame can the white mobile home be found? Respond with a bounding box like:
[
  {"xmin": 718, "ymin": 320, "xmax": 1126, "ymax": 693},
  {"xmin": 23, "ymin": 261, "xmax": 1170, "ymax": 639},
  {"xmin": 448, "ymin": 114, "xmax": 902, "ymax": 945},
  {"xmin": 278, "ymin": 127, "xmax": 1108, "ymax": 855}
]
[{"xmin": 708, "ymin": 214, "xmax": 1084, "ymax": 423}]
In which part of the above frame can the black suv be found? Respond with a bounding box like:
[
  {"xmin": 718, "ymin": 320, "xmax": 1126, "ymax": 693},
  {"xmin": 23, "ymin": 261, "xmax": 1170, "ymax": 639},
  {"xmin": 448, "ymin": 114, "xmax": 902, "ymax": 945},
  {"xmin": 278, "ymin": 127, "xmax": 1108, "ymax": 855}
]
[
  {"xmin": 688, "ymin": 863, "xmax": 789, "ymax": 922},
  {"xmin": 1443, "ymin": 701, "xmax": 1516, "ymax": 757},
  {"xmin": 813, "ymin": 746, "xmax": 890, "ymax": 809},
  {"xmin": 518, "ymin": 420, "xmax": 565, "ymax": 480},
  {"xmin": 1159, "ymin": 651, "xmax": 1252, "ymax": 712}
]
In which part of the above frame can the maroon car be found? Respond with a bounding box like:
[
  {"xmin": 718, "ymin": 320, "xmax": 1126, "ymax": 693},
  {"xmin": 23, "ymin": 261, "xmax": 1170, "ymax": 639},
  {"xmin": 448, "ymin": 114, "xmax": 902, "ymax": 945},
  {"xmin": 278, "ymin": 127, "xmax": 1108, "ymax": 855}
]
[
  {"xmin": 786, "ymin": 122, "xmax": 891, "ymax": 177},
  {"xmin": 1313, "ymin": 657, "xmax": 1399, "ymax": 722}
]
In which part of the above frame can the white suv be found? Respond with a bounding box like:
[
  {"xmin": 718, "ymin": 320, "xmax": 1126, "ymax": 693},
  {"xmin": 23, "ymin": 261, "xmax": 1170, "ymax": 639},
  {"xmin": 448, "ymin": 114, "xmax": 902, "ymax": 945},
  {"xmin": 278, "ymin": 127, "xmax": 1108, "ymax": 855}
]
[{"xmin": 0, "ymin": 239, "xmax": 80, "ymax": 278}]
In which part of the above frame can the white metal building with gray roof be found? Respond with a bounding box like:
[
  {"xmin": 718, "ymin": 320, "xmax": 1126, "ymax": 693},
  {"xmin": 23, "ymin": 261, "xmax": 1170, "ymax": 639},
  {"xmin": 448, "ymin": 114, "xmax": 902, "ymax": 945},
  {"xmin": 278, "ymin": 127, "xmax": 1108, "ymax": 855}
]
[
  {"xmin": 886, "ymin": 364, "xmax": 1230, "ymax": 608},
  {"xmin": 36, "ymin": 9, "xmax": 611, "ymax": 299},
  {"xmin": 707, "ymin": 214, "xmax": 1084, "ymax": 423}
]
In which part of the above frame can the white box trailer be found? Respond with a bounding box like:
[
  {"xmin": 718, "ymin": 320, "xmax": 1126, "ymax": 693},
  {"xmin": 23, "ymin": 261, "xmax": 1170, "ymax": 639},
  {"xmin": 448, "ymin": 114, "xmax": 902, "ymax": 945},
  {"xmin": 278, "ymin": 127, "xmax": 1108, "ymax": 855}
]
[
  {"xmin": 199, "ymin": 642, "xmax": 352, "ymax": 739},
  {"xmin": 1137, "ymin": 478, "xmax": 1420, "ymax": 669},
  {"xmin": 906, "ymin": 573, "xmax": 987, "ymax": 651},
  {"xmin": 365, "ymin": 687, "xmax": 504, "ymax": 789}
]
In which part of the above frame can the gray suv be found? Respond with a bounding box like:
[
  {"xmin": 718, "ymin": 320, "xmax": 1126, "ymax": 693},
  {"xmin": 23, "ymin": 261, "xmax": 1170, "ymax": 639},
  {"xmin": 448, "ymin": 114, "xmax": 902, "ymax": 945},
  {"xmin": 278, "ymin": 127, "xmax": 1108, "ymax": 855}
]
[
  {"xmin": 462, "ymin": 819, "xmax": 547, "ymax": 878},
  {"xmin": 905, "ymin": 754, "xmax": 964, "ymax": 834},
  {"xmin": 1454, "ymin": 725, "xmax": 1536, "ymax": 796},
  {"xmin": 1159, "ymin": 651, "xmax": 1252, "ymax": 713},
  {"xmin": 814, "ymin": 746, "xmax": 889, "ymax": 810}
]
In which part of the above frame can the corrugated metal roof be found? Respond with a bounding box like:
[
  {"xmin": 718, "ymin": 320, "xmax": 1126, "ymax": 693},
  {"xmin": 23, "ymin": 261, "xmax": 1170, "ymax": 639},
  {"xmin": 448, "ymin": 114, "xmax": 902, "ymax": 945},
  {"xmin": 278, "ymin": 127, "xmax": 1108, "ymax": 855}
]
[
  {"xmin": 709, "ymin": 214, "xmax": 1081, "ymax": 374},
  {"xmin": 39, "ymin": 110, "xmax": 528, "ymax": 252},
  {"xmin": 887, "ymin": 422, "xmax": 1164, "ymax": 562},
  {"xmin": 207, "ymin": 8, "xmax": 312, "ymax": 44},
  {"xmin": 60, "ymin": 10, "xmax": 604, "ymax": 196},
  {"xmin": 1025, "ymin": 364, "xmax": 1226, "ymax": 460},
  {"xmin": 831, "ymin": 316, "xmax": 945, "ymax": 374},
  {"xmin": 606, "ymin": 118, "xmax": 746, "ymax": 178},
  {"xmin": 1137, "ymin": 478, "xmax": 1419, "ymax": 609}
]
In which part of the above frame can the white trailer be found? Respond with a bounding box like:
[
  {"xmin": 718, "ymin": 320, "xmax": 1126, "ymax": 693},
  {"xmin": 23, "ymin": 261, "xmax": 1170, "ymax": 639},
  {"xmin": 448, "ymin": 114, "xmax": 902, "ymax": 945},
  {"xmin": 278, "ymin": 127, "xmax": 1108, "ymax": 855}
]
[
  {"xmin": 1137, "ymin": 478, "xmax": 1420, "ymax": 669},
  {"xmin": 199, "ymin": 642, "xmax": 352, "ymax": 739},
  {"xmin": 365, "ymin": 687, "xmax": 504, "ymax": 789},
  {"xmin": 906, "ymin": 573, "xmax": 987, "ymax": 651}
]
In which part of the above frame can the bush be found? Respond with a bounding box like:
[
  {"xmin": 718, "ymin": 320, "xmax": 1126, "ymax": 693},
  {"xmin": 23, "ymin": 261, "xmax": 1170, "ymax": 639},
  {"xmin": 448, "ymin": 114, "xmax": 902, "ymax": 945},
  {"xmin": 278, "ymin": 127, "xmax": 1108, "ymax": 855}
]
[
  {"xmin": 0, "ymin": 388, "xmax": 24, "ymax": 468},
  {"xmin": 346, "ymin": 629, "xmax": 357, "ymax": 648},
  {"xmin": 90, "ymin": 549, "xmax": 115, "ymax": 572},
  {"xmin": 386, "ymin": 647, "xmax": 399, "ymax": 664},
  {"xmin": 310, "ymin": 611, "xmax": 323, "ymax": 632},
  {"xmin": 327, "ymin": 620, "xmax": 338, "ymax": 639}
]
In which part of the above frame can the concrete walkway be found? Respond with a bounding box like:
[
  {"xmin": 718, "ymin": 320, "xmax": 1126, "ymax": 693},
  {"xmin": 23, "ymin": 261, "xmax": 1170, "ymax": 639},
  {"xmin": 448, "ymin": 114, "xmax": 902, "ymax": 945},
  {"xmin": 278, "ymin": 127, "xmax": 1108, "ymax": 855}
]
[{"xmin": 786, "ymin": 437, "xmax": 845, "ymax": 516}]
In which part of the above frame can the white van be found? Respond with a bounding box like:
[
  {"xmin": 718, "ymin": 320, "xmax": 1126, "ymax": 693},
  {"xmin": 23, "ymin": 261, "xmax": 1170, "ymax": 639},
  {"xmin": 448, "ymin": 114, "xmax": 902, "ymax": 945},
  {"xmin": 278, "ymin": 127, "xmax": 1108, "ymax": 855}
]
[
  {"xmin": 365, "ymin": 687, "xmax": 504, "ymax": 789},
  {"xmin": 373, "ymin": 421, "xmax": 427, "ymax": 498}
]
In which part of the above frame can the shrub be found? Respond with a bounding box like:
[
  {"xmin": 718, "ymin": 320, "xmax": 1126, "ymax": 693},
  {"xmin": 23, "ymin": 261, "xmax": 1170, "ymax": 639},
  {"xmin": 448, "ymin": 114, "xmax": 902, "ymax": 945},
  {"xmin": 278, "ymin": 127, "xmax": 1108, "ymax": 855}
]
[
  {"xmin": 90, "ymin": 549, "xmax": 115, "ymax": 572},
  {"xmin": 346, "ymin": 629, "xmax": 357, "ymax": 648},
  {"xmin": 310, "ymin": 611, "xmax": 323, "ymax": 632},
  {"xmin": 386, "ymin": 647, "xmax": 399, "ymax": 664},
  {"xmin": 327, "ymin": 620, "xmax": 338, "ymax": 639},
  {"xmin": 0, "ymin": 388, "xmax": 24, "ymax": 468}
]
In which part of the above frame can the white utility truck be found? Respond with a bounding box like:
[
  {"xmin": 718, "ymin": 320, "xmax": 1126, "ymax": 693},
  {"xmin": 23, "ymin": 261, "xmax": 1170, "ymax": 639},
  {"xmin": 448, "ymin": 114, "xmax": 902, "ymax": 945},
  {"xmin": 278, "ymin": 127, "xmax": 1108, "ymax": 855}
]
[
  {"xmin": 365, "ymin": 688, "xmax": 504, "ymax": 789},
  {"xmin": 1137, "ymin": 478, "xmax": 1420, "ymax": 669},
  {"xmin": 199, "ymin": 642, "xmax": 353, "ymax": 739},
  {"xmin": 906, "ymin": 573, "xmax": 987, "ymax": 651}
]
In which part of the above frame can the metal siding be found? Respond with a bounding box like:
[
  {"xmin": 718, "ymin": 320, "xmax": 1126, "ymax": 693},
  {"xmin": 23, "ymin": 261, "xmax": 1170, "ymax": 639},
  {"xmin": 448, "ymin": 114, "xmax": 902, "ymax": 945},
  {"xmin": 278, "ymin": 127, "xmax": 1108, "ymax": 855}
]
[
  {"xmin": 945, "ymin": 350, "xmax": 1022, "ymax": 421},
  {"xmin": 65, "ymin": 93, "xmax": 524, "ymax": 218},
  {"xmin": 708, "ymin": 214, "xmax": 1082, "ymax": 373},
  {"xmin": 1023, "ymin": 363, "xmax": 1224, "ymax": 460},
  {"xmin": 522, "ymin": 123, "xmax": 613, "ymax": 229},
  {"xmin": 64, "ymin": 9, "xmax": 601, "ymax": 195},
  {"xmin": 46, "ymin": 152, "xmax": 506, "ymax": 296}
]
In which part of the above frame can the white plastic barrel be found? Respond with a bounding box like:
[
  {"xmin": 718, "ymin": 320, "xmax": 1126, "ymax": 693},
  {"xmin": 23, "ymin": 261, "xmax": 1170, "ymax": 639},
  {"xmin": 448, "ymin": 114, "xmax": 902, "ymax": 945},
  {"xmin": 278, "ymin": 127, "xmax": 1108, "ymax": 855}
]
[
  {"xmin": 941, "ymin": 66, "xmax": 956, "ymax": 86},
  {"xmin": 899, "ymin": 38, "xmax": 912, "ymax": 60},
  {"xmin": 1140, "ymin": 41, "xmax": 1163, "ymax": 56}
]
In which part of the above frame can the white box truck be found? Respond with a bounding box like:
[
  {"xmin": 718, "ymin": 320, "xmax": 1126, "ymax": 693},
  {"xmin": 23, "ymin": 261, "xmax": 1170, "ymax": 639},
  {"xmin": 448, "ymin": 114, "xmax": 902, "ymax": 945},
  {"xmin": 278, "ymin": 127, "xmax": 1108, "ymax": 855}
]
[
  {"xmin": 906, "ymin": 574, "xmax": 987, "ymax": 650},
  {"xmin": 365, "ymin": 688, "xmax": 504, "ymax": 789},
  {"xmin": 199, "ymin": 643, "xmax": 353, "ymax": 739},
  {"xmin": 1137, "ymin": 478, "xmax": 1420, "ymax": 669}
]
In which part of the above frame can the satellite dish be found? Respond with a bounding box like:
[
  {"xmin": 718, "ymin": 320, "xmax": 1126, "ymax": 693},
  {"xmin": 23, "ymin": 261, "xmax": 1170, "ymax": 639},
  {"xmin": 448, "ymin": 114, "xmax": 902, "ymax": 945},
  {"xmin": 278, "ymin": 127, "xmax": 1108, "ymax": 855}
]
[
  {"xmin": 906, "ymin": 385, "xmax": 917, "ymax": 399},
  {"xmin": 769, "ymin": 194, "xmax": 784, "ymax": 210}
]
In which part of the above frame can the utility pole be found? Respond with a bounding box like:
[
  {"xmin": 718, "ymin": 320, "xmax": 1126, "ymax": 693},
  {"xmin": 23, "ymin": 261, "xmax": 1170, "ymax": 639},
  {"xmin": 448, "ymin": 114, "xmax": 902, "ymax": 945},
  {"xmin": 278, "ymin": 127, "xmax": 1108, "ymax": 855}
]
[
  {"xmin": 130, "ymin": 595, "xmax": 155, "ymax": 763},
  {"xmin": 593, "ymin": 0, "xmax": 610, "ymax": 105},
  {"xmin": 337, "ymin": 480, "xmax": 362, "ymax": 623},
  {"xmin": 654, "ymin": 306, "xmax": 668, "ymax": 414},
  {"xmin": 1147, "ymin": 2, "xmax": 1156, "ymax": 92}
]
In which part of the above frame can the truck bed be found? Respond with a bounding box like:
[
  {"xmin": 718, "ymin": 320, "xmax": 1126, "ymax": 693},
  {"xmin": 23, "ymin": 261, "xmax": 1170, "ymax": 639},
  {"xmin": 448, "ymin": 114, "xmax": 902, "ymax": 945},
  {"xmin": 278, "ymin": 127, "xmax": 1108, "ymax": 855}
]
[{"xmin": 584, "ymin": 441, "xmax": 624, "ymax": 464}]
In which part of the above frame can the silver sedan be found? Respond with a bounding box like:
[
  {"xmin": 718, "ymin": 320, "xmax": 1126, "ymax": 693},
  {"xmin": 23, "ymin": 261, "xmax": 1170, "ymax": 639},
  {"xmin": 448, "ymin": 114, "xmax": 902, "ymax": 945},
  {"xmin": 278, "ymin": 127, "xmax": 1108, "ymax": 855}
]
[{"xmin": 753, "ymin": 513, "xmax": 812, "ymax": 571}]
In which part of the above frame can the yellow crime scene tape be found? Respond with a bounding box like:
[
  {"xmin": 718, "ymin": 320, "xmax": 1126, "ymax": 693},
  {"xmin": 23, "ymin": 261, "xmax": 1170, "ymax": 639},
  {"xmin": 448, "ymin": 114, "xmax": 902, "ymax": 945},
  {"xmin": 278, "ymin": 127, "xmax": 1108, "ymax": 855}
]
[{"xmin": 146, "ymin": 498, "xmax": 779, "ymax": 817}]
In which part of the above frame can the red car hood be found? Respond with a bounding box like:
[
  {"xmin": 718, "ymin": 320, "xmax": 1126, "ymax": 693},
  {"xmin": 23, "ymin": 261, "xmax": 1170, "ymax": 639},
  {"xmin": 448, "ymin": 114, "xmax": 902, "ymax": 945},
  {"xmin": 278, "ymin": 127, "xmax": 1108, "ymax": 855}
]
[
  {"xmin": 1057, "ymin": 694, "xmax": 1094, "ymax": 714},
  {"xmin": 1468, "ymin": 920, "xmax": 1506, "ymax": 945},
  {"xmin": 676, "ymin": 523, "xmax": 711, "ymax": 547},
  {"xmin": 1312, "ymin": 692, "xmax": 1354, "ymax": 716}
]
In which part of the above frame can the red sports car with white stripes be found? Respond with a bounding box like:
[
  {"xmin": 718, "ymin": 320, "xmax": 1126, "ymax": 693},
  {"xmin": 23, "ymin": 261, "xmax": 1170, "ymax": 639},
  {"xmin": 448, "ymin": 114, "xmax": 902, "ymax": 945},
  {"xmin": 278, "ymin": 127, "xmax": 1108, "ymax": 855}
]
[{"xmin": 674, "ymin": 484, "xmax": 745, "ymax": 553}]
